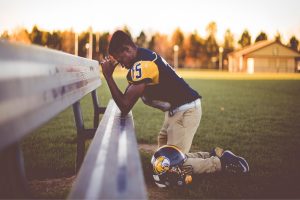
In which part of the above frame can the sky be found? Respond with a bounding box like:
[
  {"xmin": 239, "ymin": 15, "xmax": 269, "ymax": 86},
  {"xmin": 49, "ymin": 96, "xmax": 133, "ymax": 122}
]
[{"xmin": 0, "ymin": 0, "xmax": 300, "ymax": 43}]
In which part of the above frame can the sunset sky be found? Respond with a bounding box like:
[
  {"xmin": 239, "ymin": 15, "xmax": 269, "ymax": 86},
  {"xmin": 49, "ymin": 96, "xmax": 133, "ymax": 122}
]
[{"xmin": 0, "ymin": 0, "xmax": 299, "ymax": 43}]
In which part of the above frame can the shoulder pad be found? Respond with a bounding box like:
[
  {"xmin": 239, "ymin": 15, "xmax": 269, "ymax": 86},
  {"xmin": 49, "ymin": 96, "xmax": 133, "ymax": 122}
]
[{"xmin": 128, "ymin": 61, "xmax": 159, "ymax": 85}]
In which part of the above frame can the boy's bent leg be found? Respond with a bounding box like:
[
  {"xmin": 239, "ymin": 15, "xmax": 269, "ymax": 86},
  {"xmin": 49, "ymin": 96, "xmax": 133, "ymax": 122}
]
[
  {"xmin": 186, "ymin": 151, "xmax": 210, "ymax": 159},
  {"xmin": 167, "ymin": 106, "xmax": 202, "ymax": 153},
  {"xmin": 158, "ymin": 132, "xmax": 167, "ymax": 148},
  {"xmin": 184, "ymin": 156, "xmax": 222, "ymax": 174},
  {"xmin": 157, "ymin": 112, "xmax": 169, "ymax": 148}
]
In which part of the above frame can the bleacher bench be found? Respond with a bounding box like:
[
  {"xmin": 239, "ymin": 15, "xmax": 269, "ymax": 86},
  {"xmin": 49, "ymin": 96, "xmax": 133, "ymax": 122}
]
[
  {"xmin": 69, "ymin": 100, "xmax": 146, "ymax": 199},
  {"xmin": 0, "ymin": 41, "xmax": 147, "ymax": 199}
]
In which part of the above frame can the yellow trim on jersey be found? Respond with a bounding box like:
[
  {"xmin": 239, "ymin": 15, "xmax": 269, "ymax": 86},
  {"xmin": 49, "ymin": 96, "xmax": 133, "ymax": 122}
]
[{"xmin": 131, "ymin": 61, "xmax": 159, "ymax": 85}]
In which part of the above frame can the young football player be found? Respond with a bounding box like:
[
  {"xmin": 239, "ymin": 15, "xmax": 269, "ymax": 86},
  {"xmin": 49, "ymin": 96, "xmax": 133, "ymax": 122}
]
[
  {"xmin": 101, "ymin": 30, "xmax": 201, "ymax": 154},
  {"xmin": 101, "ymin": 31, "xmax": 249, "ymax": 186}
]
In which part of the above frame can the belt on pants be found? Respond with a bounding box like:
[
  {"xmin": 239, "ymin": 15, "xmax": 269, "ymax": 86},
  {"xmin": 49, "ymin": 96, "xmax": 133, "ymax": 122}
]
[{"xmin": 168, "ymin": 99, "xmax": 201, "ymax": 117}]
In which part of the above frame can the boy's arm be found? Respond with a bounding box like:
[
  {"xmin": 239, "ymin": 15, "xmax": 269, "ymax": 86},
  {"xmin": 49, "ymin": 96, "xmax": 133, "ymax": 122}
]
[
  {"xmin": 101, "ymin": 58, "xmax": 146, "ymax": 116},
  {"xmin": 105, "ymin": 76, "xmax": 146, "ymax": 115}
]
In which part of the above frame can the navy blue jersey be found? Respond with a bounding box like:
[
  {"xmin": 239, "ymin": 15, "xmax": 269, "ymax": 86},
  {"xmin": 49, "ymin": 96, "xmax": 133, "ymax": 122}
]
[{"xmin": 126, "ymin": 48, "xmax": 201, "ymax": 109}]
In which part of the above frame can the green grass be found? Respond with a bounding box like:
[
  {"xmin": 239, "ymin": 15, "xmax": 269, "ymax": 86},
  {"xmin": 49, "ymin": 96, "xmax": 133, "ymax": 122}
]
[{"xmin": 22, "ymin": 73, "xmax": 300, "ymax": 198}]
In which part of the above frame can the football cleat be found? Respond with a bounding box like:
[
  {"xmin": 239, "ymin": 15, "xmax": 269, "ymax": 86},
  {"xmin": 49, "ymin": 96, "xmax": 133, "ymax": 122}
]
[{"xmin": 220, "ymin": 150, "xmax": 250, "ymax": 173}]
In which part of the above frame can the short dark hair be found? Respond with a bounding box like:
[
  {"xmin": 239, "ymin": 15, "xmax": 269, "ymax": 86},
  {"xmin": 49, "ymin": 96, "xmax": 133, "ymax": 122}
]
[{"xmin": 108, "ymin": 30, "xmax": 135, "ymax": 55}]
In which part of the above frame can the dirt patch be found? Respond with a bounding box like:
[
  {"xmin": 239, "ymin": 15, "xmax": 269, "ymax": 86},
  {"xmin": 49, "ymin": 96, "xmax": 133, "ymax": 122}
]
[
  {"xmin": 28, "ymin": 175, "xmax": 167, "ymax": 200},
  {"xmin": 28, "ymin": 176, "xmax": 75, "ymax": 199},
  {"xmin": 147, "ymin": 182, "xmax": 170, "ymax": 200},
  {"xmin": 138, "ymin": 143, "xmax": 157, "ymax": 154},
  {"xmin": 28, "ymin": 144, "xmax": 161, "ymax": 199}
]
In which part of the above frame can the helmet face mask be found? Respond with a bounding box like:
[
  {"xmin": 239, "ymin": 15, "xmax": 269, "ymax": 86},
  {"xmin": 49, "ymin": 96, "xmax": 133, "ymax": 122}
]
[{"xmin": 151, "ymin": 145, "xmax": 193, "ymax": 188}]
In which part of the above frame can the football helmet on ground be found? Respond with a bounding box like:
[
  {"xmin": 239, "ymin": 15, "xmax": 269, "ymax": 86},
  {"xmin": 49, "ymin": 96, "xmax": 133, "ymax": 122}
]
[{"xmin": 151, "ymin": 145, "xmax": 193, "ymax": 188}]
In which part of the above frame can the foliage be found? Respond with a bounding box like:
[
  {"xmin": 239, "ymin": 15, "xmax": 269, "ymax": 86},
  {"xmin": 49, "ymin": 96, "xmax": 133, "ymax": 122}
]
[
  {"xmin": 148, "ymin": 35, "xmax": 156, "ymax": 51},
  {"xmin": 275, "ymin": 31, "xmax": 282, "ymax": 43},
  {"xmin": 223, "ymin": 29, "xmax": 234, "ymax": 52},
  {"xmin": 135, "ymin": 31, "xmax": 147, "ymax": 48},
  {"xmin": 238, "ymin": 30, "xmax": 251, "ymax": 47},
  {"xmin": 222, "ymin": 29, "xmax": 235, "ymax": 69},
  {"xmin": 0, "ymin": 30, "xmax": 9, "ymax": 39},
  {"xmin": 183, "ymin": 31, "xmax": 206, "ymax": 68},
  {"xmin": 150, "ymin": 32, "xmax": 173, "ymax": 64},
  {"xmin": 9, "ymin": 27, "xmax": 31, "ymax": 44},
  {"xmin": 122, "ymin": 25, "xmax": 132, "ymax": 39},
  {"xmin": 48, "ymin": 31, "xmax": 62, "ymax": 50},
  {"xmin": 30, "ymin": 25, "xmax": 42, "ymax": 45},
  {"xmin": 2, "ymin": 23, "xmax": 298, "ymax": 68},
  {"xmin": 255, "ymin": 31, "xmax": 268, "ymax": 43},
  {"xmin": 98, "ymin": 32, "xmax": 110, "ymax": 58},
  {"xmin": 171, "ymin": 28, "xmax": 185, "ymax": 67},
  {"xmin": 204, "ymin": 22, "xmax": 219, "ymax": 68},
  {"xmin": 60, "ymin": 30, "xmax": 75, "ymax": 54},
  {"xmin": 288, "ymin": 35, "xmax": 299, "ymax": 52}
]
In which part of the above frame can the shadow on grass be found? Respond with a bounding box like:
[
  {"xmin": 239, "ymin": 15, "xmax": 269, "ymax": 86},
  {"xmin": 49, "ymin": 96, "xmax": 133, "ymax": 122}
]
[{"xmin": 140, "ymin": 150, "xmax": 300, "ymax": 199}]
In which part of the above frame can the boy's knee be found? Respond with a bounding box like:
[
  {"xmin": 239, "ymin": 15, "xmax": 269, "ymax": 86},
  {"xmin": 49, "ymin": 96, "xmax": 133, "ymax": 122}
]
[{"xmin": 158, "ymin": 134, "xmax": 167, "ymax": 148}]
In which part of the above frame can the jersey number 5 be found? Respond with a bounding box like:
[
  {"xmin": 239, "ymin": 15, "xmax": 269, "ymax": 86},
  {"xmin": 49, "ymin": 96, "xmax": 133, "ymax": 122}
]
[{"xmin": 133, "ymin": 63, "xmax": 142, "ymax": 79}]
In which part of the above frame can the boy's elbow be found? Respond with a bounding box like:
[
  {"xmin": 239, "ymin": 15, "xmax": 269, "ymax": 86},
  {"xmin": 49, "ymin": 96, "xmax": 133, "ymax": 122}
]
[
  {"xmin": 120, "ymin": 104, "xmax": 131, "ymax": 116},
  {"xmin": 120, "ymin": 108, "xmax": 130, "ymax": 117}
]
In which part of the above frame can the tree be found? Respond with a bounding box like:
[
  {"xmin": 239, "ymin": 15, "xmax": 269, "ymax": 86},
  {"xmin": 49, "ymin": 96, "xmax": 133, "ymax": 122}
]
[
  {"xmin": 41, "ymin": 31, "xmax": 51, "ymax": 46},
  {"xmin": 206, "ymin": 21, "xmax": 217, "ymax": 37},
  {"xmin": 154, "ymin": 33, "xmax": 172, "ymax": 58},
  {"xmin": 148, "ymin": 34, "xmax": 156, "ymax": 50},
  {"xmin": 205, "ymin": 22, "xmax": 219, "ymax": 68},
  {"xmin": 275, "ymin": 31, "xmax": 282, "ymax": 43},
  {"xmin": 172, "ymin": 28, "xmax": 184, "ymax": 47},
  {"xmin": 223, "ymin": 29, "xmax": 235, "ymax": 61},
  {"xmin": 30, "ymin": 25, "xmax": 42, "ymax": 45},
  {"xmin": 29, "ymin": 26, "xmax": 62, "ymax": 50},
  {"xmin": 0, "ymin": 30, "xmax": 9, "ymax": 40},
  {"xmin": 205, "ymin": 35, "xmax": 218, "ymax": 56},
  {"xmin": 288, "ymin": 36, "xmax": 299, "ymax": 52},
  {"xmin": 78, "ymin": 31, "xmax": 89, "ymax": 58},
  {"xmin": 186, "ymin": 31, "xmax": 204, "ymax": 58},
  {"xmin": 238, "ymin": 30, "xmax": 251, "ymax": 47},
  {"xmin": 221, "ymin": 29, "xmax": 235, "ymax": 70},
  {"xmin": 147, "ymin": 33, "xmax": 172, "ymax": 65},
  {"xmin": 224, "ymin": 29, "xmax": 234, "ymax": 52},
  {"xmin": 255, "ymin": 31, "xmax": 268, "ymax": 42},
  {"xmin": 61, "ymin": 30, "xmax": 75, "ymax": 54},
  {"xmin": 171, "ymin": 28, "xmax": 185, "ymax": 67},
  {"xmin": 98, "ymin": 32, "xmax": 110, "ymax": 58},
  {"xmin": 122, "ymin": 26, "xmax": 132, "ymax": 39},
  {"xmin": 136, "ymin": 31, "xmax": 147, "ymax": 48},
  {"xmin": 9, "ymin": 27, "xmax": 31, "ymax": 44},
  {"xmin": 183, "ymin": 31, "xmax": 205, "ymax": 68},
  {"xmin": 48, "ymin": 31, "xmax": 61, "ymax": 50}
]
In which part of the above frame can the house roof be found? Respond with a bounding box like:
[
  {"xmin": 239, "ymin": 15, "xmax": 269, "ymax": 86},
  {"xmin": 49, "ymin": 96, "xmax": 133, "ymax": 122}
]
[{"xmin": 229, "ymin": 40, "xmax": 300, "ymax": 57}]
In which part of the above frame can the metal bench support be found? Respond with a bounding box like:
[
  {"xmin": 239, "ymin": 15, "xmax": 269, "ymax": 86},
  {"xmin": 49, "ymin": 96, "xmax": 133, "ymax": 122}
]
[
  {"xmin": 0, "ymin": 143, "xmax": 28, "ymax": 198},
  {"xmin": 72, "ymin": 89, "xmax": 106, "ymax": 173}
]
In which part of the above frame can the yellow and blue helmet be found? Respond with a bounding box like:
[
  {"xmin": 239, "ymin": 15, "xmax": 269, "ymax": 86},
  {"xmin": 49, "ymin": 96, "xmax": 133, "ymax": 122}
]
[{"xmin": 151, "ymin": 145, "xmax": 193, "ymax": 188}]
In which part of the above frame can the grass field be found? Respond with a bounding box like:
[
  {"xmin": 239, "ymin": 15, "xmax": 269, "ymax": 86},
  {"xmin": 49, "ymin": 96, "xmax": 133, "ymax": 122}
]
[{"xmin": 22, "ymin": 70, "xmax": 300, "ymax": 198}]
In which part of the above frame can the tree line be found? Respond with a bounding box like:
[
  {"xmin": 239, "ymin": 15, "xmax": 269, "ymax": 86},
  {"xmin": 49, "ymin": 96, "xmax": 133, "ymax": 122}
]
[{"xmin": 1, "ymin": 22, "xmax": 299, "ymax": 69}]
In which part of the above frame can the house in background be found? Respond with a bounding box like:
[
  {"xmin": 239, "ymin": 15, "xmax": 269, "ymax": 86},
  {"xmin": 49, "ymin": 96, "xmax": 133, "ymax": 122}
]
[{"xmin": 228, "ymin": 40, "xmax": 300, "ymax": 73}]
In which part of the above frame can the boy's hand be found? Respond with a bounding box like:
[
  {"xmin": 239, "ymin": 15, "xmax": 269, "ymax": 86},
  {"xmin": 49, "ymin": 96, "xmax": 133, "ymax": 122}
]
[{"xmin": 100, "ymin": 56, "xmax": 117, "ymax": 79}]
